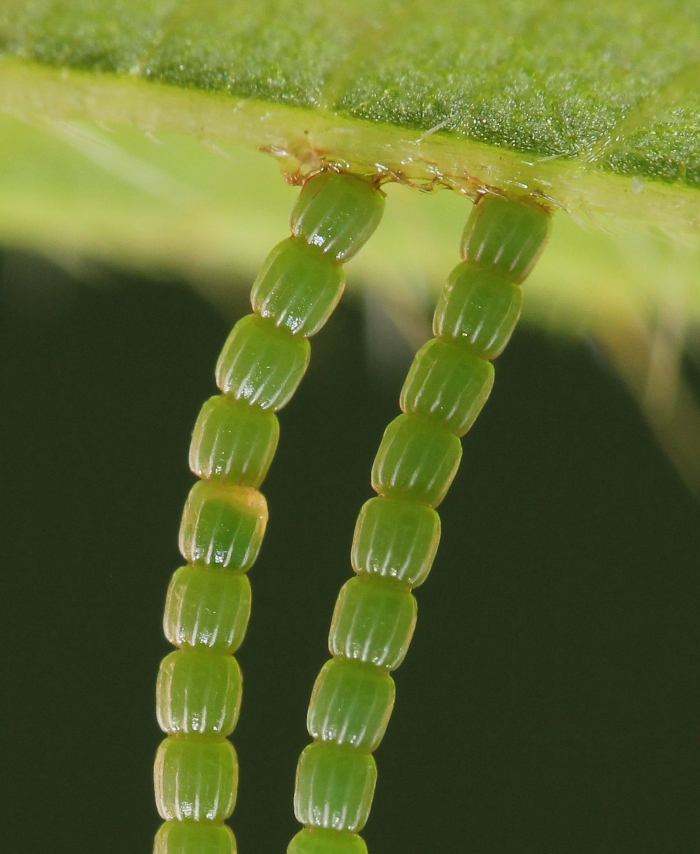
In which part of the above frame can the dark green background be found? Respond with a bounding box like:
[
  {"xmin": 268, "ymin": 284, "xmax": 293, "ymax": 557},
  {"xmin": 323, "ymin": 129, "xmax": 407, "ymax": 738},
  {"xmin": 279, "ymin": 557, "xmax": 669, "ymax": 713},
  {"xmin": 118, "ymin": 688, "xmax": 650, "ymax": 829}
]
[{"xmin": 1, "ymin": 251, "xmax": 699, "ymax": 853}]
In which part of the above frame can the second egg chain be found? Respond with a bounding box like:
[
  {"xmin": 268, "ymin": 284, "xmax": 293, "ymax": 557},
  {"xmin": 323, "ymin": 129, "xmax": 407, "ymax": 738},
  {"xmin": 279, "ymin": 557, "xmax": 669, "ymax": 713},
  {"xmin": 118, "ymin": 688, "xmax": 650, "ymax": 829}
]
[{"xmin": 286, "ymin": 192, "xmax": 553, "ymax": 854}]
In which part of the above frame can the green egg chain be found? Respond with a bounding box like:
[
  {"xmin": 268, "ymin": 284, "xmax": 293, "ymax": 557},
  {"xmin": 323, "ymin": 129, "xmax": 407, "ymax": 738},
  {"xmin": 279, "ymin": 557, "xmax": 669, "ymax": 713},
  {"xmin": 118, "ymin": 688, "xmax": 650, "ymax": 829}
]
[
  {"xmin": 163, "ymin": 567, "xmax": 252, "ymax": 654},
  {"xmin": 215, "ymin": 314, "xmax": 311, "ymax": 411},
  {"xmin": 153, "ymin": 822, "xmax": 237, "ymax": 854},
  {"xmin": 308, "ymin": 659, "xmax": 396, "ymax": 753},
  {"xmin": 287, "ymin": 828, "xmax": 368, "ymax": 854},
  {"xmin": 329, "ymin": 577, "xmax": 418, "ymax": 671},
  {"xmin": 156, "ymin": 649, "xmax": 243, "ymax": 737},
  {"xmin": 153, "ymin": 171, "xmax": 386, "ymax": 853},
  {"xmin": 178, "ymin": 480, "xmax": 268, "ymax": 570},
  {"xmin": 154, "ymin": 738, "xmax": 239, "ymax": 822},
  {"xmin": 251, "ymin": 238, "xmax": 346, "ymax": 338},
  {"xmin": 290, "ymin": 171, "xmax": 386, "ymax": 263},
  {"xmin": 294, "ymin": 742, "xmax": 378, "ymax": 832},
  {"xmin": 189, "ymin": 396, "xmax": 280, "ymax": 489},
  {"xmin": 460, "ymin": 193, "xmax": 551, "ymax": 283},
  {"xmin": 433, "ymin": 263, "xmax": 523, "ymax": 359},
  {"xmin": 287, "ymin": 191, "xmax": 551, "ymax": 854},
  {"xmin": 400, "ymin": 338, "xmax": 495, "ymax": 437},
  {"xmin": 371, "ymin": 414, "xmax": 463, "ymax": 508},
  {"xmin": 351, "ymin": 497, "xmax": 441, "ymax": 589}
]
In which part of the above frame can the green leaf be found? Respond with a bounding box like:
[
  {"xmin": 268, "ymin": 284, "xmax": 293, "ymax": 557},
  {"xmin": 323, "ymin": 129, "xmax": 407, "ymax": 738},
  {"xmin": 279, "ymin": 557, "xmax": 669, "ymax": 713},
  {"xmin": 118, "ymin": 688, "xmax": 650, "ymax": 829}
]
[
  {"xmin": 4, "ymin": 0, "xmax": 700, "ymax": 180},
  {"xmin": 0, "ymin": 0, "xmax": 699, "ymax": 341}
]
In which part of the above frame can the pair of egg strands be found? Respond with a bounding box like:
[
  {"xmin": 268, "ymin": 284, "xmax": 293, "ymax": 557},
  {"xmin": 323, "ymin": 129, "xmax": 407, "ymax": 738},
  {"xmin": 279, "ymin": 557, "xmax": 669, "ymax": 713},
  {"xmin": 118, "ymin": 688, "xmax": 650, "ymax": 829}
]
[
  {"xmin": 0, "ymin": 5, "xmax": 697, "ymax": 852},
  {"xmin": 153, "ymin": 167, "xmax": 552, "ymax": 854}
]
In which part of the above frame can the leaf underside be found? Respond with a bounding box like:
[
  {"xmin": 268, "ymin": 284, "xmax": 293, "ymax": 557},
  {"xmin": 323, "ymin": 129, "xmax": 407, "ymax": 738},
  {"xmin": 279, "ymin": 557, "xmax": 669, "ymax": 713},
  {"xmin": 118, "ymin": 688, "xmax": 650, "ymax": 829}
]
[
  {"xmin": 0, "ymin": 0, "xmax": 699, "ymax": 319},
  {"xmin": 2, "ymin": 0, "xmax": 700, "ymax": 188}
]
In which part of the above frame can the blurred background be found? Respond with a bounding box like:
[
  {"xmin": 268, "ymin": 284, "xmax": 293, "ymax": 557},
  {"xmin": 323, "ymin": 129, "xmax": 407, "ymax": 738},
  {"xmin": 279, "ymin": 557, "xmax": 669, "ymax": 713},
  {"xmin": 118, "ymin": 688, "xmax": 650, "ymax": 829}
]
[{"xmin": 1, "ymin": 244, "xmax": 699, "ymax": 854}]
